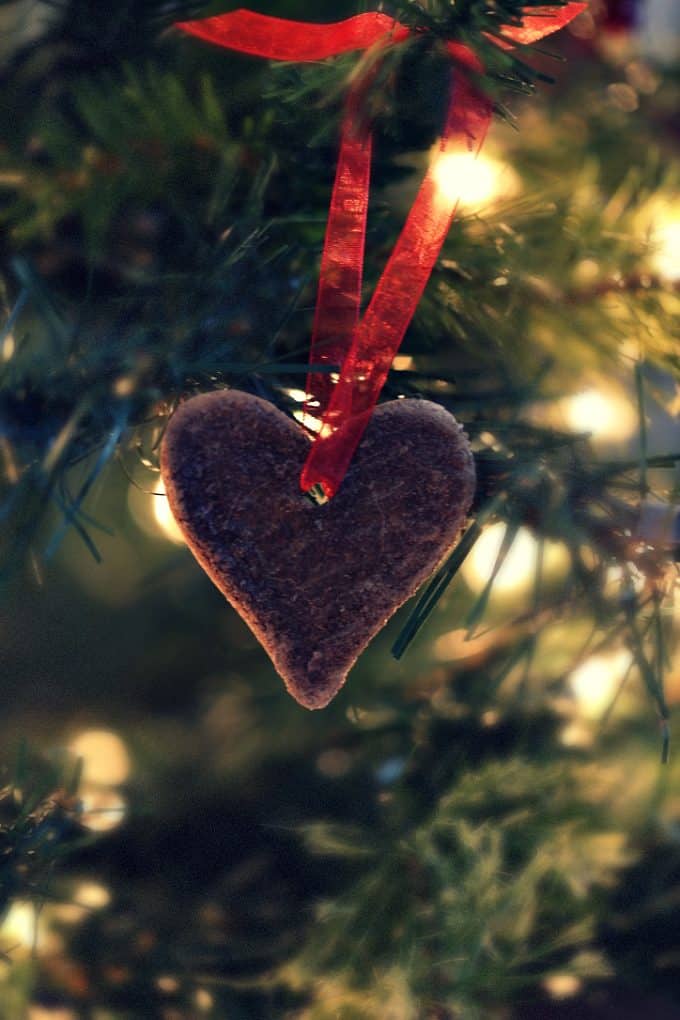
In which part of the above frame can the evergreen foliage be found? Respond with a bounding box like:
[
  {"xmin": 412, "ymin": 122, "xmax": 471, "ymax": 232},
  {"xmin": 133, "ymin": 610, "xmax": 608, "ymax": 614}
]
[{"xmin": 1, "ymin": 0, "xmax": 680, "ymax": 1017}]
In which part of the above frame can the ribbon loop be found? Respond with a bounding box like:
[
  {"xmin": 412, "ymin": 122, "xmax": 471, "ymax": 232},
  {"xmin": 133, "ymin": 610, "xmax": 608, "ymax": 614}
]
[{"xmin": 175, "ymin": 4, "xmax": 587, "ymax": 498}]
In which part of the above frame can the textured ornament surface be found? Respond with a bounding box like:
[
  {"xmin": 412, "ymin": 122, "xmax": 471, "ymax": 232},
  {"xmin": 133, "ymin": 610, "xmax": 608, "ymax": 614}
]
[{"xmin": 161, "ymin": 391, "xmax": 475, "ymax": 709}]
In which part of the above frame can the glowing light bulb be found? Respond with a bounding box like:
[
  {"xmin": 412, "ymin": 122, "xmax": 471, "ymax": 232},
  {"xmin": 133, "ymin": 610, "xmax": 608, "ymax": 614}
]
[
  {"xmin": 79, "ymin": 789, "xmax": 127, "ymax": 832},
  {"xmin": 283, "ymin": 387, "xmax": 310, "ymax": 404},
  {"xmin": 1, "ymin": 901, "xmax": 40, "ymax": 950},
  {"xmin": 69, "ymin": 729, "xmax": 131, "ymax": 786},
  {"xmin": 568, "ymin": 648, "xmax": 633, "ymax": 718},
  {"xmin": 560, "ymin": 387, "xmax": 638, "ymax": 444},
  {"xmin": 461, "ymin": 523, "xmax": 568, "ymax": 596},
  {"xmin": 543, "ymin": 974, "xmax": 583, "ymax": 1000},
  {"xmin": 194, "ymin": 989, "xmax": 214, "ymax": 1012},
  {"xmin": 292, "ymin": 409, "xmax": 323, "ymax": 433},
  {"xmin": 652, "ymin": 215, "xmax": 680, "ymax": 280},
  {"xmin": 128, "ymin": 477, "xmax": 186, "ymax": 545},
  {"xmin": 431, "ymin": 150, "xmax": 518, "ymax": 210},
  {"xmin": 74, "ymin": 881, "xmax": 111, "ymax": 910},
  {"xmin": 152, "ymin": 478, "xmax": 186, "ymax": 545},
  {"xmin": 2, "ymin": 332, "xmax": 15, "ymax": 362}
]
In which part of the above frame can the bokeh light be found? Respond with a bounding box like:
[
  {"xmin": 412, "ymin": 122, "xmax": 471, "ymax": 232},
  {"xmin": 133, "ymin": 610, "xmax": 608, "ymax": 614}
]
[
  {"xmin": 74, "ymin": 881, "xmax": 111, "ymax": 910},
  {"xmin": 568, "ymin": 648, "xmax": 633, "ymax": 719},
  {"xmin": 78, "ymin": 789, "xmax": 127, "ymax": 833},
  {"xmin": 127, "ymin": 477, "xmax": 186, "ymax": 545},
  {"xmin": 69, "ymin": 729, "xmax": 131, "ymax": 786},
  {"xmin": 560, "ymin": 387, "xmax": 638, "ymax": 444},
  {"xmin": 1, "ymin": 901, "xmax": 41, "ymax": 950},
  {"xmin": 461, "ymin": 523, "xmax": 569, "ymax": 596},
  {"xmin": 28, "ymin": 1007, "xmax": 77, "ymax": 1020},
  {"xmin": 432, "ymin": 150, "xmax": 519, "ymax": 210},
  {"xmin": 651, "ymin": 213, "xmax": 680, "ymax": 280},
  {"xmin": 0, "ymin": 901, "xmax": 63, "ymax": 957},
  {"xmin": 543, "ymin": 973, "xmax": 583, "ymax": 1000}
]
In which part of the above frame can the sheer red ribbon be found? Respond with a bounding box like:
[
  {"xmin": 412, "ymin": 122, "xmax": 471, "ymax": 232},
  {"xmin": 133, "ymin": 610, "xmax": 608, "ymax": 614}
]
[{"xmin": 176, "ymin": 4, "xmax": 587, "ymax": 498}]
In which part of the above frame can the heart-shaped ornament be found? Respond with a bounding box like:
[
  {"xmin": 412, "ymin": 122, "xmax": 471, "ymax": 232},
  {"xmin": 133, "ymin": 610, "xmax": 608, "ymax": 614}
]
[{"xmin": 161, "ymin": 391, "xmax": 475, "ymax": 709}]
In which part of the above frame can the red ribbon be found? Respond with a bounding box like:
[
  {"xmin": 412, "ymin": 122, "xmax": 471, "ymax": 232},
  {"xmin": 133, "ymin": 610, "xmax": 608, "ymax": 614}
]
[{"xmin": 176, "ymin": 4, "xmax": 587, "ymax": 498}]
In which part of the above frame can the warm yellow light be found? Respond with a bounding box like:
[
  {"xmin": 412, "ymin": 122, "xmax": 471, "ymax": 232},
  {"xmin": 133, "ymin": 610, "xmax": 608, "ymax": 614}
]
[
  {"xmin": 74, "ymin": 881, "xmax": 111, "ymax": 910},
  {"xmin": 194, "ymin": 989, "xmax": 215, "ymax": 1012},
  {"xmin": 292, "ymin": 409, "xmax": 323, "ymax": 433},
  {"xmin": 2, "ymin": 332, "xmax": 15, "ymax": 362},
  {"xmin": 284, "ymin": 387, "xmax": 310, "ymax": 404},
  {"xmin": 69, "ymin": 729, "xmax": 131, "ymax": 786},
  {"xmin": 152, "ymin": 478, "xmax": 186, "ymax": 545},
  {"xmin": 543, "ymin": 974, "xmax": 583, "ymax": 1000},
  {"xmin": 652, "ymin": 216, "xmax": 680, "ymax": 280},
  {"xmin": 127, "ymin": 477, "xmax": 186, "ymax": 545},
  {"xmin": 461, "ymin": 522, "xmax": 568, "ymax": 596},
  {"xmin": 28, "ymin": 1009, "xmax": 77, "ymax": 1020},
  {"xmin": 392, "ymin": 355, "xmax": 414, "ymax": 371},
  {"xmin": 568, "ymin": 648, "xmax": 633, "ymax": 719},
  {"xmin": 431, "ymin": 150, "xmax": 518, "ymax": 211},
  {"xmin": 1, "ymin": 901, "xmax": 41, "ymax": 950},
  {"xmin": 79, "ymin": 789, "xmax": 127, "ymax": 833},
  {"xmin": 560, "ymin": 387, "xmax": 638, "ymax": 444}
]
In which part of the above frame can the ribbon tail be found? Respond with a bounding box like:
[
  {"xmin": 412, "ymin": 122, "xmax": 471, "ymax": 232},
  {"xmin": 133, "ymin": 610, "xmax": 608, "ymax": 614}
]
[
  {"xmin": 303, "ymin": 119, "xmax": 372, "ymax": 426},
  {"xmin": 301, "ymin": 71, "xmax": 493, "ymax": 498},
  {"xmin": 493, "ymin": 2, "xmax": 588, "ymax": 48},
  {"xmin": 175, "ymin": 9, "xmax": 406, "ymax": 61}
]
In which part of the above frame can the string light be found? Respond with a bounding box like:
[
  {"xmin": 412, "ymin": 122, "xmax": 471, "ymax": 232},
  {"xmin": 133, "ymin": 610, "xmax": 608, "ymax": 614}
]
[
  {"xmin": 432, "ymin": 150, "xmax": 519, "ymax": 211},
  {"xmin": 69, "ymin": 729, "xmax": 131, "ymax": 786},
  {"xmin": 1, "ymin": 901, "xmax": 42, "ymax": 950},
  {"xmin": 151, "ymin": 478, "xmax": 186, "ymax": 545},
  {"xmin": 79, "ymin": 789, "xmax": 127, "ymax": 833},
  {"xmin": 651, "ymin": 213, "xmax": 680, "ymax": 280},
  {"xmin": 568, "ymin": 648, "xmax": 633, "ymax": 719},
  {"xmin": 559, "ymin": 387, "xmax": 638, "ymax": 444},
  {"xmin": 543, "ymin": 974, "xmax": 583, "ymax": 1000},
  {"xmin": 74, "ymin": 881, "xmax": 111, "ymax": 910},
  {"xmin": 461, "ymin": 523, "xmax": 568, "ymax": 596},
  {"xmin": 128, "ymin": 477, "xmax": 185, "ymax": 545}
]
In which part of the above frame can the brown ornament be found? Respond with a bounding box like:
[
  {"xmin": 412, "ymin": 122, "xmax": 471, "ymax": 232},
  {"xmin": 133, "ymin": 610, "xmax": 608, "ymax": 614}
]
[{"xmin": 161, "ymin": 390, "xmax": 475, "ymax": 709}]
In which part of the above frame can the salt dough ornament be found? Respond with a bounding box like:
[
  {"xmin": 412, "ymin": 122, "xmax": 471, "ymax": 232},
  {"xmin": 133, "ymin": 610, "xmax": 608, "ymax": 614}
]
[{"xmin": 161, "ymin": 390, "xmax": 475, "ymax": 709}]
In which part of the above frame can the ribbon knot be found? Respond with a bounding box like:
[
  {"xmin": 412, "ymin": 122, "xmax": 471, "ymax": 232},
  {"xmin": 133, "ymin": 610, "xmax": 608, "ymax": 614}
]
[{"xmin": 176, "ymin": 4, "xmax": 587, "ymax": 498}]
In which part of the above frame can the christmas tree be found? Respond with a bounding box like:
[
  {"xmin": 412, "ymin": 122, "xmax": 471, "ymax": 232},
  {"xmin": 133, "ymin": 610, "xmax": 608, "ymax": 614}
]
[{"xmin": 1, "ymin": 0, "xmax": 680, "ymax": 1016}]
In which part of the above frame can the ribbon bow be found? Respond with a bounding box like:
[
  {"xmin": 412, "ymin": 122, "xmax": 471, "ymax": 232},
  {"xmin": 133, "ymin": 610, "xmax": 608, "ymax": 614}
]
[{"xmin": 176, "ymin": 4, "xmax": 586, "ymax": 498}]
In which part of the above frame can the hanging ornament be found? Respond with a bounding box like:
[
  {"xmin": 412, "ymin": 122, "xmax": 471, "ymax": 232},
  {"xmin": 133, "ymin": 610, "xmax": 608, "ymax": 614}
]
[
  {"xmin": 162, "ymin": 5, "xmax": 585, "ymax": 707},
  {"xmin": 161, "ymin": 391, "xmax": 475, "ymax": 709}
]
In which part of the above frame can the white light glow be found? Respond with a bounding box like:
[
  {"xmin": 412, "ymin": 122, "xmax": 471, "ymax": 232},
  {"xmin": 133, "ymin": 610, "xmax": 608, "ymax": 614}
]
[
  {"xmin": 151, "ymin": 479, "xmax": 186, "ymax": 545},
  {"xmin": 1, "ymin": 901, "xmax": 41, "ymax": 950},
  {"xmin": 2, "ymin": 332, "xmax": 15, "ymax": 362},
  {"xmin": 284, "ymin": 387, "xmax": 310, "ymax": 404},
  {"xmin": 568, "ymin": 649, "xmax": 633, "ymax": 719},
  {"xmin": 392, "ymin": 355, "xmax": 414, "ymax": 371},
  {"xmin": 560, "ymin": 388, "xmax": 638, "ymax": 444},
  {"xmin": 75, "ymin": 881, "xmax": 111, "ymax": 910},
  {"xmin": 652, "ymin": 215, "xmax": 680, "ymax": 280},
  {"xmin": 292, "ymin": 409, "xmax": 323, "ymax": 433},
  {"xmin": 69, "ymin": 729, "xmax": 131, "ymax": 786},
  {"xmin": 461, "ymin": 523, "xmax": 568, "ymax": 596},
  {"xmin": 543, "ymin": 974, "xmax": 583, "ymax": 1000},
  {"xmin": 432, "ymin": 150, "xmax": 518, "ymax": 211},
  {"xmin": 128, "ymin": 477, "xmax": 185, "ymax": 545},
  {"xmin": 79, "ymin": 789, "xmax": 127, "ymax": 833}
]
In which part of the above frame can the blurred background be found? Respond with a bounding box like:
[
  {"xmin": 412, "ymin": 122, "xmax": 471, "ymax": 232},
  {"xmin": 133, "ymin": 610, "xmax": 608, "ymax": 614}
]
[{"xmin": 1, "ymin": 0, "xmax": 680, "ymax": 1017}]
